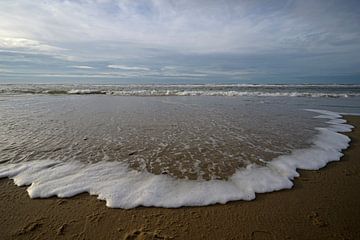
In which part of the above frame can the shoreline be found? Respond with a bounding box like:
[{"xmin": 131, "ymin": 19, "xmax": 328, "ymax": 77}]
[{"xmin": 0, "ymin": 116, "xmax": 359, "ymax": 239}]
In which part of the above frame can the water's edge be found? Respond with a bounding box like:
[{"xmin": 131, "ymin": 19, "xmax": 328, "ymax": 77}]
[{"xmin": 0, "ymin": 109, "xmax": 354, "ymax": 209}]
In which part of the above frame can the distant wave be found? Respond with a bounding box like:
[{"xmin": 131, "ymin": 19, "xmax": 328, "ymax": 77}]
[
  {"xmin": 67, "ymin": 89, "xmax": 107, "ymax": 95},
  {"xmin": 106, "ymin": 90, "xmax": 359, "ymax": 98},
  {"xmin": 1, "ymin": 84, "xmax": 360, "ymax": 98}
]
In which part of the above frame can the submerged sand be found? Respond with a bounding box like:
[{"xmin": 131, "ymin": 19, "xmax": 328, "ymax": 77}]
[{"xmin": 0, "ymin": 116, "xmax": 359, "ymax": 240}]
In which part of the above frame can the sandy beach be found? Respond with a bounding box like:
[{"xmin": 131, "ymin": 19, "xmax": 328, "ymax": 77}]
[
  {"xmin": 2, "ymin": 0, "xmax": 360, "ymax": 239},
  {"xmin": 0, "ymin": 116, "xmax": 359, "ymax": 240}
]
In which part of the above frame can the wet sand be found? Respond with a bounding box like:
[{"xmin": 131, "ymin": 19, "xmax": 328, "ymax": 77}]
[{"xmin": 0, "ymin": 116, "xmax": 359, "ymax": 240}]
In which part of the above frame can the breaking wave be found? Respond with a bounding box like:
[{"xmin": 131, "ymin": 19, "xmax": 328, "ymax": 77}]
[{"xmin": 1, "ymin": 84, "xmax": 360, "ymax": 98}]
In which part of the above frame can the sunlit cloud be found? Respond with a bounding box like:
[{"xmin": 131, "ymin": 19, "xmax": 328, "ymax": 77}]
[{"xmin": 0, "ymin": 37, "xmax": 64, "ymax": 53}]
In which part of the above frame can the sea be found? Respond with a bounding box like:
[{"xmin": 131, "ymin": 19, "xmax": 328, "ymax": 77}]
[{"xmin": 0, "ymin": 84, "xmax": 359, "ymax": 208}]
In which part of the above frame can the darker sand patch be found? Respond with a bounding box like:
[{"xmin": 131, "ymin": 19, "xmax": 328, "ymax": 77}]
[
  {"xmin": 16, "ymin": 222, "xmax": 43, "ymax": 236},
  {"xmin": 123, "ymin": 228, "xmax": 171, "ymax": 240}
]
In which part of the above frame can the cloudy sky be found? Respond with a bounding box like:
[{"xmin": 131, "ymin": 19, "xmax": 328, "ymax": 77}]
[{"xmin": 0, "ymin": 0, "xmax": 359, "ymax": 84}]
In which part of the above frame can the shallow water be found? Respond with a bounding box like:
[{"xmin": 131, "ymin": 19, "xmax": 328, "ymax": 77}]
[
  {"xmin": 0, "ymin": 85, "xmax": 359, "ymax": 208},
  {"xmin": 0, "ymin": 95, "xmax": 325, "ymax": 180}
]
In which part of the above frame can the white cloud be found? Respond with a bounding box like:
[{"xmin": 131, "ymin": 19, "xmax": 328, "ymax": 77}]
[
  {"xmin": 195, "ymin": 69, "xmax": 256, "ymax": 76},
  {"xmin": 70, "ymin": 65, "xmax": 94, "ymax": 69},
  {"xmin": 0, "ymin": 68, "xmax": 13, "ymax": 73},
  {"xmin": 107, "ymin": 65, "xmax": 150, "ymax": 71},
  {"xmin": 155, "ymin": 72, "xmax": 207, "ymax": 78},
  {"xmin": 161, "ymin": 66, "xmax": 178, "ymax": 71}
]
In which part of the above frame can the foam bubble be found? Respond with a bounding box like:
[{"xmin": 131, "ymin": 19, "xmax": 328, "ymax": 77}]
[{"xmin": 0, "ymin": 109, "xmax": 353, "ymax": 208}]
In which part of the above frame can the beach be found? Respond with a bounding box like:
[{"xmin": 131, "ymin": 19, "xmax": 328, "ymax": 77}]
[
  {"xmin": 0, "ymin": 116, "xmax": 359, "ymax": 240},
  {"xmin": 1, "ymin": 0, "xmax": 360, "ymax": 239}
]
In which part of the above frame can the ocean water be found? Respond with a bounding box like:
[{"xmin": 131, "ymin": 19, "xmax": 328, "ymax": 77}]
[
  {"xmin": 1, "ymin": 83, "xmax": 360, "ymax": 97},
  {"xmin": 0, "ymin": 84, "xmax": 359, "ymax": 208}
]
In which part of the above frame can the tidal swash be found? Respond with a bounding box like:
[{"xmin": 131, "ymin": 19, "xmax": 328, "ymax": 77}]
[{"xmin": 0, "ymin": 84, "xmax": 359, "ymax": 208}]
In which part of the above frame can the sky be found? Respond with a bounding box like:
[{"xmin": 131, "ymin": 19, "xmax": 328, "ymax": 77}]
[{"xmin": 0, "ymin": 0, "xmax": 359, "ymax": 84}]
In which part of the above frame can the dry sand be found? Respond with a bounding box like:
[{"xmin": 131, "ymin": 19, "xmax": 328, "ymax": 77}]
[{"xmin": 0, "ymin": 116, "xmax": 359, "ymax": 240}]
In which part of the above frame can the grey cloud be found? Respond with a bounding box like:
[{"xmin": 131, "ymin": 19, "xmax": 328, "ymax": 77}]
[{"xmin": 0, "ymin": 0, "xmax": 359, "ymax": 83}]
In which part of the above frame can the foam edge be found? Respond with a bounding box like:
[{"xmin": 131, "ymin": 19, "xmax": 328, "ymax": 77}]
[{"xmin": 0, "ymin": 109, "xmax": 354, "ymax": 209}]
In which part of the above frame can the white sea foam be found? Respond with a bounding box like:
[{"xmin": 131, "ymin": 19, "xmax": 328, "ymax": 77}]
[
  {"xmin": 1, "ymin": 84, "xmax": 360, "ymax": 98},
  {"xmin": 67, "ymin": 89, "xmax": 106, "ymax": 94},
  {"xmin": 106, "ymin": 90, "xmax": 358, "ymax": 97},
  {"xmin": 0, "ymin": 109, "xmax": 353, "ymax": 208}
]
